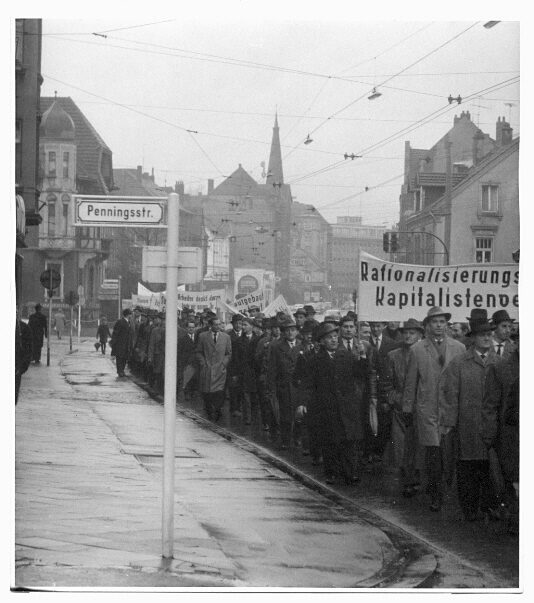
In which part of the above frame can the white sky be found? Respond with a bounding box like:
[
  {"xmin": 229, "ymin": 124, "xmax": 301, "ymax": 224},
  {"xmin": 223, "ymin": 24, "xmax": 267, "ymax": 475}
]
[{"xmin": 22, "ymin": 5, "xmax": 520, "ymax": 228}]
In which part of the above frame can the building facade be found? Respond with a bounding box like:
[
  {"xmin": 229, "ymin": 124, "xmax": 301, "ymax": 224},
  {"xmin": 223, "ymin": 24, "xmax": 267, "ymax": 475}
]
[
  {"xmin": 330, "ymin": 216, "xmax": 387, "ymax": 305},
  {"xmin": 399, "ymin": 112, "xmax": 518, "ymax": 266},
  {"xmin": 21, "ymin": 96, "xmax": 113, "ymax": 320},
  {"xmin": 15, "ymin": 19, "xmax": 43, "ymax": 306}
]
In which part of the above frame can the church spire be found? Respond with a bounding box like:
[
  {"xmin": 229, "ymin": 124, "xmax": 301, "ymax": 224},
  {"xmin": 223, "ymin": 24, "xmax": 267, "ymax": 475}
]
[{"xmin": 266, "ymin": 112, "xmax": 283, "ymax": 187}]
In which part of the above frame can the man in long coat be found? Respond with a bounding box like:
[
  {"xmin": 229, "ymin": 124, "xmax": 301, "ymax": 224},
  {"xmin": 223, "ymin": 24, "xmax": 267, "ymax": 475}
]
[
  {"xmin": 267, "ymin": 317, "xmax": 303, "ymax": 449},
  {"xmin": 235, "ymin": 317, "xmax": 261, "ymax": 425},
  {"xmin": 177, "ymin": 317, "xmax": 198, "ymax": 401},
  {"xmin": 441, "ymin": 311, "xmax": 500, "ymax": 521},
  {"xmin": 381, "ymin": 318, "xmax": 424, "ymax": 497},
  {"xmin": 305, "ymin": 321, "xmax": 369, "ymax": 485},
  {"xmin": 227, "ymin": 314, "xmax": 244, "ymax": 417},
  {"xmin": 402, "ymin": 306, "xmax": 465, "ymax": 511},
  {"xmin": 481, "ymin": 335, "xmax": 519, "ymax": 533},
  {"xmin": 16, "ymin": 310, "xmax": 33, "ymax": 404},
  {"xmin": 147, "ymin": 314, "xmax": 165, "ymax": 393},
  {"xmin": 196, "ymin": 316, "xmax": 232, "ymax": 422},
  {"xmin": 110, "ymin": 308, "xmax": 132, "ymax": 378},
  {"xmin": 28, "ymin": 303, "xmax": 48, "ymax": 363}
]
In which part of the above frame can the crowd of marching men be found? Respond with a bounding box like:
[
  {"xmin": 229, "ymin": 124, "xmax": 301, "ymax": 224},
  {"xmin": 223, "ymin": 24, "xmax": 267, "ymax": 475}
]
[{"xmin": 100, "ymin": 303, "xmax": 519, "ymax": 533}]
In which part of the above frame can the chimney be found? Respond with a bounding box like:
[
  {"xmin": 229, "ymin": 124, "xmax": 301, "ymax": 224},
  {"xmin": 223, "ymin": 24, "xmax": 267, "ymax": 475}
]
[
  {"xmin": 175, "ymin": 181, "xmax": 185, "ymax": 195},
  {"xmin": 136, "ymin": 165, "xmax": 142, "ymax": 182},
  {"xmin": 496, "ymin": 116, "xmax": 513, "ymax": 146},
  {"xmin": 208, "ymin": 179, "xmax": 214, "ymax": 194},
  {"xmin": 472, "ymin": 130, "xmax": 485, "ymax": 166},
  {"xmin": 151, "ymin": 167, "xmax": 155, "ymax": 182}
]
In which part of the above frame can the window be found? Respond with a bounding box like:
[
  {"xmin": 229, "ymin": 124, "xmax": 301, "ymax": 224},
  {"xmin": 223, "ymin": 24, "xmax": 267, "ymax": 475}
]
[
  {"xmin": 62, "ymin": 203, "xmax": 69, "ymax": 236},
  {"xmin": 475, "ymin": 237, "xmax": 493, "ymax": 263},
  {"xmin": 47, "ymin": 198, "xmax": 56, "ymax": 236},
  {"xmin": 481, "ymin": 184, "xmax": 499, "ymax": 212},
  {"xmin": 63, "ymin": 152, "xmax": 69, "ymax": 178},
  {"xmin": 48, "ymin": 151, "xmax": 56, "ymax": 178}
]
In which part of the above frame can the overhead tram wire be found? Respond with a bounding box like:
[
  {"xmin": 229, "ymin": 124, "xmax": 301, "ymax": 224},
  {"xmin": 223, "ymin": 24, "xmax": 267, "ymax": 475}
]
[
  {"xmin": 286, "ymin": 75, "xmax": 519, "ymax": 187},
  {"xmin": 40, "ymin": 19, "xmax": 176, "ymax": 36},
  {"xmin": 305, "ymin": 21, "xmax": 481, "ymax": 140},
  {"xmin": 43, "ymin": 75, "xmax": 225, "ymax": 178},
  {"xmin": 281, "ymin": 23, "xmax": 434, "ymax": 158}
]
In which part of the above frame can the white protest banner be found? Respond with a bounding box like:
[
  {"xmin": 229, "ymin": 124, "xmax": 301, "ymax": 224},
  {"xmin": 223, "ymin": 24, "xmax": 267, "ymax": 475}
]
[
  {"xmin": 358, "ymin": 251, "xmax": 519, "ymax": 323},
  {"xmin": 216, "ymin": 299, "xmax": 239, "ymax": 315},
  {"xmin": 138, "ymin": 282, "xmax": 154, "ymax": 296},
  {"xmin": 176, "ymin": 289, "xmax": 225, "ymax": 312},
  {"xmin": 233, "ymin": 288, "xmax": 265, "ymax": 312},
  {"xmin": 132, "ymin": 293, "xmax": 167, "ymax": 310},
  {"xmin": 263, "ymin": 294, "xmax": 291, "ymax": 317}
]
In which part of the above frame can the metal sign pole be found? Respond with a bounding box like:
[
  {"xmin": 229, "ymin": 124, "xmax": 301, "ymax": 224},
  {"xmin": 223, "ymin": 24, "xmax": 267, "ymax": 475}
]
[
  {"xmin": 77, "ymin": 303, "xmax": 81, "ymax": 343},
  {"xmin": 69, "ymin": 305, "xmax": 73, "ymax": 352},
  {"xmin": 47, "ymin": 290, "xmax": 52, "ymax": 367},
  {"xmin": 162, "ymin": 192, "xmax": 179, "ymax": 558}
]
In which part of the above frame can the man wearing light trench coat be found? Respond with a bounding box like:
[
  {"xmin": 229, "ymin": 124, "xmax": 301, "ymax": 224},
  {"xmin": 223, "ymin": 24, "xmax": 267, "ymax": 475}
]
[{"xmin": 402, "ymin": 307, "xmax": 465, "ymax": 512}]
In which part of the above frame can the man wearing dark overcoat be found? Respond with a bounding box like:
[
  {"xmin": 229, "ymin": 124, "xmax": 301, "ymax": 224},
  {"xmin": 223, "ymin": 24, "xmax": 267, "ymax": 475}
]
[
  {"xmin": 490, "ymin": 310, "xmax": 517, "ymax": 360},
  {"xmin": 227, "ymin": 314, "xmax": 244, "ymax": 417},
  {"xmin": 177, "ymin": 317, "xmax": 198, "ymax": 401},
  {"xmin": 16, "ymin": 310, "xmax": 33, "ymax": 404},
  {"xmin": 305, "ymin": 322, "xmax": 369, "ymax": 485},
  {"xmin": 28, "ymin": 303, "xmax": 48, "ymax": 363},
  {"xmin": 196, "ymin": 316, "xmax": 232, "ymax": 422},
  {"xmin": 110, "ymin": 308, "xmax": 132, "ymax": 378},
  {"xmin": 267, "ymin": 317, "xmax": 303, "ymax": 449},
  {"xmin": 235, "ymin": 317, "xmax": 261, "ymax": 425},
  {"xmin": 481, "ymin": 332, "xmax": 519, "ymax": 533},
  {"xmin": 365, "ymin": 321, "xmax": 401, "ymax": 465},
  {"xmin": 402, "ymin": 306, "xmax": 465, "ymax": 511}
]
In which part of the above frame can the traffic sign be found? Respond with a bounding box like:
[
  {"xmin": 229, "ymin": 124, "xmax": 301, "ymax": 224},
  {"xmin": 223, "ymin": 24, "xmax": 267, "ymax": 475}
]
[
  {"xmin": 40, "ymin": 269, "xmax": 61, "ymax": 290},
  {"xmin": 74, "ymin": 195, "xmax": 166, "ymax": 228}
]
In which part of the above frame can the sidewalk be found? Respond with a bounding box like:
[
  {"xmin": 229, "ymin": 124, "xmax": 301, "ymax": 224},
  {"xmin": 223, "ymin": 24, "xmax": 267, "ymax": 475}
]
[{"xmin": 14, "ymin": 339, "xmax": 407, "ymax": 589}]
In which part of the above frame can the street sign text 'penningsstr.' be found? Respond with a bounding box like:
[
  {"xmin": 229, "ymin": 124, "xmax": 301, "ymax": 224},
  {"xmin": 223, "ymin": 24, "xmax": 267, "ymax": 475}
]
[{"xmin": 74, "ymin": 195, "xmax": 166, "ymax": 227}]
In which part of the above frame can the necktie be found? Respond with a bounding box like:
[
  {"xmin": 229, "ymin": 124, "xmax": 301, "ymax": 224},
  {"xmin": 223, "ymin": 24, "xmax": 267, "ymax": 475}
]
[
  {"xmin": 213, "ymin": 333, "xmax": 217, "ymax": 344},
  {"xmin": 190, "ymin": 334, "xmax": 194, "ymax": 341},
  {"xmin": 347, "ymin": 341, "xmax": 352, "ymax": 352},
  {"xmin": 480, "ymin": 354, "xmax": 486, "ymax": 363},
  {"xmin": 497, "ymin": 343, "xmax": 503, "ymax": 356}
]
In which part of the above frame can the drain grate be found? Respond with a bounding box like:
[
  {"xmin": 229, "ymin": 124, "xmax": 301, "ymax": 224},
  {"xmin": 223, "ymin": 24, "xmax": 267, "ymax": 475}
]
[{"xmin": 121, "ymin": 445, "xmax": 201, "ymax": 458}]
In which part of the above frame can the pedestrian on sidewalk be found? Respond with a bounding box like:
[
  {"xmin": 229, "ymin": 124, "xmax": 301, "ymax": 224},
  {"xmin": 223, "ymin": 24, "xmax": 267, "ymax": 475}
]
[
  {"xmin": 441, "ymin": 310, "xmax": 500, "ymax": 522},
  {"xmin": 53, "ymin": 309, "xmax": 66, "ymax": 340},
  {"xmin": 15, "ymin": 310, "xmax": 33, "ymax": 404},
  {"xmin": 196, "ymin": 316, "xmax": 232, "ymax": 422},
  {"xmin": 96, "ymin": 317, "xmax": 111, "ymax": 354},
  {"xmin": 28, "ymin": 303, "xmax": 47, "ymax": 364},
  {"xmin": 402, "ymin": 307, "xmax": 465, "ymax": 512},
  {"xmin": 147, "ymin": 313, "xmax": 165, "ymax": 393},
  {"xmin": 110, "ymin": 308, "xmax": 132, "ymax": 378}
]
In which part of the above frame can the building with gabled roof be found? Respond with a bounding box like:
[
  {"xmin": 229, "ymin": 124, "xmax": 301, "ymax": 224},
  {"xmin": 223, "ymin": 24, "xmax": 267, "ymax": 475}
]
[
  {"xmin": 399, "ymin": 113, "xmax": 518, "ymax": 266},
  {"xmin": 20, "ymin": 96, "xmax": 113, "ymax": 320}
]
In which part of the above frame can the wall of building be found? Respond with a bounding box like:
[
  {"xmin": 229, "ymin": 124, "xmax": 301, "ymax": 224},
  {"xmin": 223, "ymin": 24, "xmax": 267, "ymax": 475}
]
[{"xmin": 449, "ymin": 144, "xmax": 519, "ymax": 265}]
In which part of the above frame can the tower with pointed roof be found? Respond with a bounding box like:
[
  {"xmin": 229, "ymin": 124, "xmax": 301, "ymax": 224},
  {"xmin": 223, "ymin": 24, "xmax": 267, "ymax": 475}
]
[{"xmin": 266, "ymin": 113, "xmax": 284, "ymax": 187}]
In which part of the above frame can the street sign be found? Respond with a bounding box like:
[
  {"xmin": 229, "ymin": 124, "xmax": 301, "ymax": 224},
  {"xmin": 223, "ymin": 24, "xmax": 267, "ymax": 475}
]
[
  {"xmin": 40, "ymin": 269, "xmax": 61, "ymax": 290},
  {"xmin": 77, "ymin": 285, "xmax": 84, "ymax": 296},
  {"xmin": 79, "ymin": 296, "xmax": 86, "ymax": 307},
  {"xmin": 74, "ymin": 195, "xmax": 166, "ymax": 228},
  {"xmin": 142, "ymin": 246, "xmax": 203, "ymax": 284}
]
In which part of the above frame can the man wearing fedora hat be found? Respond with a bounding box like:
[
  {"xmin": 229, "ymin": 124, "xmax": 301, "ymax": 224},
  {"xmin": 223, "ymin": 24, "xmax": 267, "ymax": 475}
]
[
  {"xmin": 267, "ymin": 317, "xmax": 303, "ymax": 449},
  {"xmin": 234, "ymin": 317, "xmax": 261, "ymax": 425},
  {"xmin": 227, "ymin": 314, "xmax": 245, "ymax": 417},
  {"xmin": 403, "ymin": 307, "xmax": 465, "ymax": 511},
  {"xmin": 441, "ymin": 309, "xmax": 499, "ymax": 521},
  {"xmin": 293, "ymin": 308, "xmax": 307, "ymax": 334},
  {"xmin": 303, "ymin": 321, "xmax": 370, "ymax": 484},
  {"xmin": 490, "ymin": 310, "xmax": 517, "ymax": 361},
  {"xmin": 382, "ymin": 318, "xmax": 424, "ymax": 497}
]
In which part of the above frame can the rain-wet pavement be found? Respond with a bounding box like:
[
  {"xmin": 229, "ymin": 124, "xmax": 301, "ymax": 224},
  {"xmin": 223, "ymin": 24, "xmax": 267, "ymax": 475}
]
[
  {"xmin": 153, "ymin": 372, "xmax": 520, "ymax": 589},
  {"xmin": 16, "ymin": 339, "xmax": 428, "ymax": 590},
  {"xmin": 14, "ymin": 338, "xmax": 519, "ymax": 589}
]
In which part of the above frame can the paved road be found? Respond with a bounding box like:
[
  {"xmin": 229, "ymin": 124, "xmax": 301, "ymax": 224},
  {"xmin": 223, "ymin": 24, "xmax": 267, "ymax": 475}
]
[{"xmin": 15, "ymin": 340, "xmax": 416, "ymax": 589}]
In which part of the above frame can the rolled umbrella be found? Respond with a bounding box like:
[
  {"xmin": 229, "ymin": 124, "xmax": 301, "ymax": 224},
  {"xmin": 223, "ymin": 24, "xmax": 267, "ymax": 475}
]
[{"xmin": 369, "ymin": 399, "xmax": 378, "ymax": 437}]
